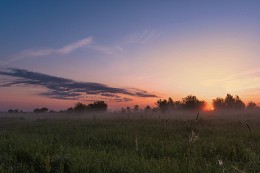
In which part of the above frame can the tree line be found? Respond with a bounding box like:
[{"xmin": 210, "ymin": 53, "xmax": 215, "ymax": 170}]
[
  {"xmin": 155, "ymin": 95, "xmax": 206, "ymax": 113},
  {"xmin": 212, "ymin": 94, "xmax": 254, "ymax": 110},
  {"xmin": 154, "ymin": 94, "xmax": 257, "ymax": 113},
  {"xmin": 155, "ymin": 94, "xmax": 257, "ymax": 113},
  {"xmin": 7, "ymin": 93, "xmax": 258, "ymax": 113},
  {"xmin": 7, "ymin": 101, "xmax": 107, "ymax": 113},
  {"xmin": 67, "ymin": 101, "xmax": 107, "ymax": 113}
]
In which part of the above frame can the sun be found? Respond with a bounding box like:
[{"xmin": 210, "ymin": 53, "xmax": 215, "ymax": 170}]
[{"xmin": 203, "ymin": 106, "xmax": 215, "ymax": 112}]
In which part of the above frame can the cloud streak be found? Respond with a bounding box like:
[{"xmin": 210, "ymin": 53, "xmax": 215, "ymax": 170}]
[
  {"xmin": 0, "ymin": 30, "xmax": 161, "ymax": 66},
  {"xmin": 20, "ymin": 36, "xmax": 92, "ymax": 57},
  {"xmin": 0, "ymin": 68, "xmax": 157, "ymax": 102},
  {"xmin": 56, "ymin": 37, "xmax": 92, "ymax": 55},
  {"xmin": 89, "ymin": 44, "xmax": 124, "ymax": 55},
  {"xmin": 0, "ymin": 37, "xmax": 93, "ymax": 66},
  {"xmin": 0, "ymin": 36, "xmax": 127, "ymax": 66},
  {"xmin": 124, "ymin": 30, "xmax": 161, "ymax": 45},
  {"xmin": 202, "ymin": 67, "xmax": 260, "ymax": 93}
]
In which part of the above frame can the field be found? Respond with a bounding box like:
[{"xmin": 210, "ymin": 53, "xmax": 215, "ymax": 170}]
[{"xmin": 0, "ymin": 111, "xmax": 259, "ymax": 173}]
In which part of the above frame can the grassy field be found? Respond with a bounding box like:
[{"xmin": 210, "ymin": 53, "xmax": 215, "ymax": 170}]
[{"xmin": 0, "ymin": 112, "xmax": 259, "ymax": 173}]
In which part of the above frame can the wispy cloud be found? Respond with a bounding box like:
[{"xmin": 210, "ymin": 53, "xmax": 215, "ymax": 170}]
[
  {"xmin": 0, "ymin": 68, "xmax": 157, "ymax": 102},
  {"xmin": 0, "ymin": 30, "xmax": 161, "ymax": 66},
  {"xmin": 202, "ymin": 67, "xmax": 260, "ymax": 92},
  {"xmin": 56, "ymin": 37, "xmax": 93, "ymax": 54},
  {"xmin": 88, "ymin": 30, "xmax": 161, "ymax": 55},
  {"xmin": 124, "ymin": 30, "xmax": 161, "ymax": 45},
  {"xmin": 20, "ymin": 36, "xmax": 92, "ymax": 57},
  {"xmin": 89, "ymin": 44, "xmax": 124, "ymax": 55},
  {"xmin": 0, "ymin": 37, "xmax": 93, "ymax": 66}
]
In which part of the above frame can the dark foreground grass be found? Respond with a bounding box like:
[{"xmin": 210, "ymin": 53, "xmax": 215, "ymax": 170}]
[{"xmin": 0, "ymin": 114, "xmax": 259, "ymax": 173}]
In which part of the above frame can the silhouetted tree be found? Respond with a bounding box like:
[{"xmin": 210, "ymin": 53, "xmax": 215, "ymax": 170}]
[
  {"xmin": 42, "ymin": 108, "xmax": 48, "ymax": 112},
  {"xmin": 157, "ymin": 97, "xmax": 202, "ymax": 112},
  {"xmin": 8, "ymin": 109, "xmax": 19, "ymax": 113},
  {"xmin": 224, "ymin": 94, "xmax": 236, "ymax": 109},
  {"xmin": 213, "ymin": 94, "xmax": 245, "ymax": 110},
  {"xmin": 156, "ymin": 99, "xmax": 168, "ymax": 113},
  {"xmin": 167, "ymin": 97, "xmax": 175, "ymax": 111},
  {"xmin": 247, "ymin": 101, "xmax": 257, "ymax": 109},
  {"xmin": 212, "ymin": 97, "xmax": 225, "ymax": 110},
  {"xmin": 134, "ymin": 105, "xmax": 139, "ymax": 112},
  {"xmin": 33, "ymin": 107, "xmax": 49, "ymax": 113},
  {"xmin": 144, "ymin": 105, "xmax": 151, "ymax": 112},
  {"xmin": 67, "ymin": 107, "xmax": 74, "ymax": 113},
  {"xmin": 175, "ymin": 101, "xmax": 182, "ymax": 110},
  {"xmin": 234, "ymin": 95, "xmax": 245, "ymax": 109},
  {"xmin": 182, "ymin": 95, "xmax": 205, "ymax": 110},
  {"xmin": 88, "ymin": 101, "xmax": 107, "ymax": 112},
  {"xmin": 73, "ymin": 102, "xmax": 88, "ymax": 113},
  {"xmin": 224, "ymin": 94, "xmax": 245, "ymax": 109}
]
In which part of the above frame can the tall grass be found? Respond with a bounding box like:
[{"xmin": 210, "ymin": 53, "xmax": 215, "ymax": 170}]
[{"xmin": 0, "ymin": 112, "xmax": 259, "ymax": 172}]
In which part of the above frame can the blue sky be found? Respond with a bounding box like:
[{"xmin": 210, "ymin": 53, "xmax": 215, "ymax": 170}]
[
  {"xmin": 1, "ymin": 0, "xmax": 259, "ymax": 53},
  {"xmin": 1, "ymin": 0, "xmax": 260, "ymax": 110}
]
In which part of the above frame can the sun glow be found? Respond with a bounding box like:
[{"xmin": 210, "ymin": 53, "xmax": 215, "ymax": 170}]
[{"xmin": 203, "ymin": 105, "xmax": 215, "ymax": 112}]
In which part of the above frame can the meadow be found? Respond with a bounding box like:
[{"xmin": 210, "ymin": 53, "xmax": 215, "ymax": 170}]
[{"xmin": 0, "ymin": 111, "xmax": 259, "ymax": 173}]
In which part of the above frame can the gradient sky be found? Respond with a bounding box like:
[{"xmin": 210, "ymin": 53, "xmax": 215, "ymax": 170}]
[{"xmin": 1, "ymin": 0, "xmax": 260, "ymax": 111}]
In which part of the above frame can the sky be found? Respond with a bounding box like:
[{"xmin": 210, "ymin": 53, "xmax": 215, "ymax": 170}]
[{"xmin": 1, "ymin": 0, "xmax": 260, "ymax": 111}]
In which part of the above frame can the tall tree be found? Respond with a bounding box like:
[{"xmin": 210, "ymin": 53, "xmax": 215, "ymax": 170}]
[
  {"xmin": 182, "ymin": 95, "xmax": 206, "ymax": 110},
  {"xmin": 212, "ymin": 97, "xmax": 225, "ymax": 110},
  {"xmin": 74, "ymin": 102, "xmax": 88, "ymax": 113},
  {"xmin": 156, "ymin": 99, "xmax": 169, "ymax": 113},
  {"xmin": 88, "ymin": 101, "xmax": 107, "ymax": 112},
  {"xmin": 213, "ymin": 94, "xmax": 246, "ymax": 110},
  {"xmin": 247, "ymin": 101, "xmax": 257, "ymax": 109},
  {"xmin": 234, "ymin": 95, "xmax": 245, "ymax": 109}
]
